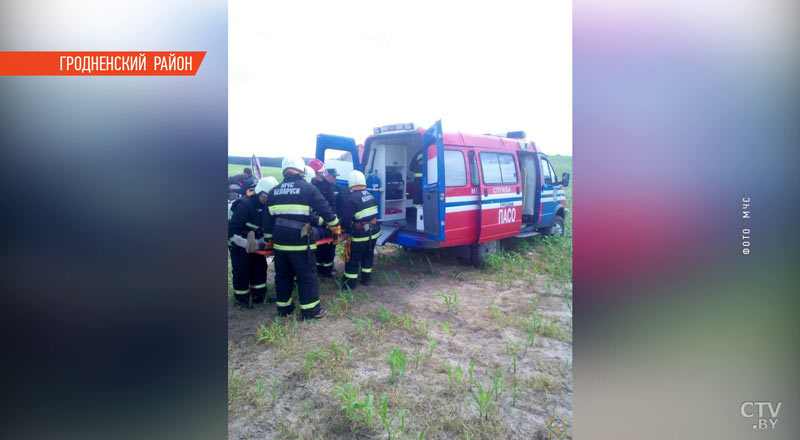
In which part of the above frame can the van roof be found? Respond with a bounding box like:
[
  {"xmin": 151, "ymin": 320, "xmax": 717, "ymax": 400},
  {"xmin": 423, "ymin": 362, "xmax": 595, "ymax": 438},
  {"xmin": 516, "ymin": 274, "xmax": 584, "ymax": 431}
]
[{"xmin": 367, "ymin": 128, "xmax": 537, "ymax": 152}]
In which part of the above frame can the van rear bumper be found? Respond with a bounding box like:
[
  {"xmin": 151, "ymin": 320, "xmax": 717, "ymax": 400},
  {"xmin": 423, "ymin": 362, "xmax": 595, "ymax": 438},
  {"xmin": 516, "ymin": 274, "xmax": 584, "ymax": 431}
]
[{"xmin": 389, "ymin": 231, "xmax": 440, "ymax": 249}]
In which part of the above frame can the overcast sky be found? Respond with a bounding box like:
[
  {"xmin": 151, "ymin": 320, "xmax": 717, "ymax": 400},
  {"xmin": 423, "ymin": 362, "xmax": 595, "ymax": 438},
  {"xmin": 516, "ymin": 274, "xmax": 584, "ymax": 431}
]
[{"xmin": 229, "ymin": 0, "xmax": 571, "ymax": 158}]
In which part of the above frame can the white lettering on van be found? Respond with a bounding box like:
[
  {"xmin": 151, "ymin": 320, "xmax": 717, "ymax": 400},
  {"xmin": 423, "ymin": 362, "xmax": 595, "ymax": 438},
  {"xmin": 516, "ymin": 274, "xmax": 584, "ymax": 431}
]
[{"xmin": 498, "ymin": 207, "xmax": 516, "ymax": 224}]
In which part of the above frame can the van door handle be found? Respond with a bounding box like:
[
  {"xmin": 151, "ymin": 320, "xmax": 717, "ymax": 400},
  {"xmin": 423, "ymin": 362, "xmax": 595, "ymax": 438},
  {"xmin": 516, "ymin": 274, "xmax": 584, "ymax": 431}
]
[
  {"xmin": 483, "ymin": 189, "xmax": 488, "ymax": 197},
  {"xmin": 516, "ymin": 186, "xmax": 520, "ymax": 194}
]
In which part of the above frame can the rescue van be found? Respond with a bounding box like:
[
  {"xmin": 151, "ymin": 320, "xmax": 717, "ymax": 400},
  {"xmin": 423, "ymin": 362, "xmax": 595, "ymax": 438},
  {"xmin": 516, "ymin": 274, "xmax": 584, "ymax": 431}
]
[{"xmin": 315, "ymin": 120, "xmax": 570, "ymax": 267}]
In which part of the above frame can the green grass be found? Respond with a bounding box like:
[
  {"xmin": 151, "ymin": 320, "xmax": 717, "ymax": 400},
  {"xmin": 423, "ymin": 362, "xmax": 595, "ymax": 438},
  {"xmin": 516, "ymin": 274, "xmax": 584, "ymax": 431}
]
[{"xmin": 228, "ymin": 163, "xmax": 284, "ymax": 181}]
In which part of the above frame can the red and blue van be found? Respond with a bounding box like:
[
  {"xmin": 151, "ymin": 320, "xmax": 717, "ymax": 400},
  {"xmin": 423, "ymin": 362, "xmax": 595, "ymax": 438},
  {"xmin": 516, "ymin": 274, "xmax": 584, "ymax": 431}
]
[{"xmin": 315, "ymin": 120, "xmax": 569, "ymax": 267}]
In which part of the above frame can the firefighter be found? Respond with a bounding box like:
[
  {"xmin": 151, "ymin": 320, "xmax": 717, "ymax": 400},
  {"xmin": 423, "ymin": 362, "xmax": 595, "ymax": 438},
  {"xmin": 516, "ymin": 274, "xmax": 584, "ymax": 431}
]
[
  {"xmin": 263, "ymin": 157, "xmax": 340, "ymax": 320},
  {"xmin": 341, "ymin": 170, "xmax": 380, "ymax": 290},
  {"xmin": 228, "ymin": 177, "xmax": 274, "ymax": 308},
  {"xmin": 307, "ymin": 158, "xmax": 337, "ymax": 278}
]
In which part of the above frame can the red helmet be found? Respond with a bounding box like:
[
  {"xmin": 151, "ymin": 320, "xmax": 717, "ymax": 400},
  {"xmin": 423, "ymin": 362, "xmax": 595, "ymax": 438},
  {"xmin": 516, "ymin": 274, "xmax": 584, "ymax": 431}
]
[{"xmin": 307, "ymin": 158, "xmax": 326, "ymax": 173}]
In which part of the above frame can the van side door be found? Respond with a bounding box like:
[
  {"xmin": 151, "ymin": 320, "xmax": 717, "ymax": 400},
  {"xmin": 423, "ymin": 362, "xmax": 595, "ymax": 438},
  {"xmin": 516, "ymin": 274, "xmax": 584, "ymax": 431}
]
[
  {"xmin": 538, "ymin": 154, "xmax": 559, "ymax": 225},
  {"xmin": 422, "ymin": 120, "xmax": 446, "ymax": 241},
  {"xmin": 477, "ymin": 150, "xmax": 523, "ymax": 242}
]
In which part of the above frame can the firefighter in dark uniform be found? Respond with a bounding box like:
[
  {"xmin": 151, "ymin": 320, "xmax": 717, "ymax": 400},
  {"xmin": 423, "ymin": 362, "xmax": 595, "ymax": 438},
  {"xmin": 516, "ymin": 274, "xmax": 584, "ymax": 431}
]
[
  {"xmin": 228, "ymin": 178, "xmax": 273, "ymax": 308},
  {"xmin": 263, "ymin": 157, "xmax": 340, "ymax": 320},
  {"xmin": 341, "ymin": 170, "xmax": 380, "ymax": 290},
  {"xmin": 307, "ymin": 158, "xmax": 337, "ymax": 278}
]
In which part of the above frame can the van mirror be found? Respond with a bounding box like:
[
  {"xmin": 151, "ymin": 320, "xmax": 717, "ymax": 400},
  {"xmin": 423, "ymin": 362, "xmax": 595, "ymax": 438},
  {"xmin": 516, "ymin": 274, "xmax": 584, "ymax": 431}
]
[{"xmin": 560, "ymin": 172, "xmax": 570, "ymax": 187}]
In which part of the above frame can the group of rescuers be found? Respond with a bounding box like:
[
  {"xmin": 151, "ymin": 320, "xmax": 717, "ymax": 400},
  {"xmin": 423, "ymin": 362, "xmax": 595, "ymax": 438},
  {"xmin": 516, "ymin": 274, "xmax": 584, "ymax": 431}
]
[{"xmin": 228, "ymin": 156, "xmax": 380, "ymax": 320}]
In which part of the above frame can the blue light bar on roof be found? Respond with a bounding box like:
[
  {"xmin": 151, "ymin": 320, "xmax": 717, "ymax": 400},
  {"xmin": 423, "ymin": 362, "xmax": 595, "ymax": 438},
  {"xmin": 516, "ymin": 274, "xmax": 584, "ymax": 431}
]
[{"xmin": 373, "ymin": 122, "xmax": 415, "ymax": 134}]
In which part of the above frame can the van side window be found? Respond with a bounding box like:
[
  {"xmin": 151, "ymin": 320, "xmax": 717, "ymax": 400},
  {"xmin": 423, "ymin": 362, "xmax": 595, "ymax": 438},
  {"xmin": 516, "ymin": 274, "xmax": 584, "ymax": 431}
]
[
  {"xmin": 444, "ymin": 150, "xmax": 467, "ymax": 187},
  {"xmin": 479, "ymin": 152, "xmax": 518, "ymax": 185},
  {"xmin": 426, "ymin": 144, "xmax": 438, "ymax": 185},
  {"xmin": 497, "ymin": 154, "xmax": 518, "ymax": 184},
  {"xmin": 541, "ymin": 158, "xmax": 553, "ymax": 184},
  {"xmin": 548, "ymin": 161, "xmax": 559, "ymax": 184},
  {"xmin": 479, "ymin": 152, "xmax": 502, "ymax": 184},
  {"xmin": 468, "ymin": 151, "xmax": 479, "ymax": 186}
]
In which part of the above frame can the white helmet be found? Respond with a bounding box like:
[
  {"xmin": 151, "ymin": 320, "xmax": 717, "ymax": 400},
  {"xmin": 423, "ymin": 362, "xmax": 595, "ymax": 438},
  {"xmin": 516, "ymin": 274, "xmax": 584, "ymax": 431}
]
[
  {"xmin": 281, "ymin": 156, "xmax": 305, "ymax": 174},
  {"xmin": 304, "ymin": 166, "xmax": 315, "ymax": 184},
  {"xmin": 348, "ymin": 170, "xmax": 367, "ymax": 188},
  {"xmin": 254, "ymin": 176, "xmax": 278, "ymax": 195}
]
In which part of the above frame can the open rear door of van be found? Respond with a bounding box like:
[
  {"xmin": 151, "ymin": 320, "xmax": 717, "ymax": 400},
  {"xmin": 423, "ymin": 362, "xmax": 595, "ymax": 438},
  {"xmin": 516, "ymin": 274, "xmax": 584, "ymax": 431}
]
[
  {"xmin": 315, "ymin": 134, "xmax": 360, "ymax": 186},
  {"xmin": 422, "ymin": 120, "xmax": 446, "ymax": 242},
  {"xmin": 316, "ymin": 134, "xmax": 360, "ymax": 217}
]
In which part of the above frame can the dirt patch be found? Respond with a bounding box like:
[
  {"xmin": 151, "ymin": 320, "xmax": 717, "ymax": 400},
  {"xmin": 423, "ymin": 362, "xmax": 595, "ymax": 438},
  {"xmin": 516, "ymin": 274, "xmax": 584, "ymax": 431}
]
[{"xmin": 228, "ymin": 243, "xmax": 572, "ymax": 439}]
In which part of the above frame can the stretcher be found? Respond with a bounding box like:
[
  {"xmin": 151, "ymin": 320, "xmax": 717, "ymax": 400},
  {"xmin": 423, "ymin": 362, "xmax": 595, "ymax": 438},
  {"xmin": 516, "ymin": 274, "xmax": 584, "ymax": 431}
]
[{"xmin": 253, "ymin": 237, "xmax": 338, "ymax": 257}]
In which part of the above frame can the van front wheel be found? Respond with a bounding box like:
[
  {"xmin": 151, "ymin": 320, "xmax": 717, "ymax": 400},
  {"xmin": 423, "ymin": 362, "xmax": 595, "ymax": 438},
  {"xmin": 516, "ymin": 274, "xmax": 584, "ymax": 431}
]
[
  {"xmin": 543, "ymin": 215, "xmax": 565, "ymax": 237},
  {"xmin": 470, "ymin": 240, "xmax": 499, "ymax": 268}
]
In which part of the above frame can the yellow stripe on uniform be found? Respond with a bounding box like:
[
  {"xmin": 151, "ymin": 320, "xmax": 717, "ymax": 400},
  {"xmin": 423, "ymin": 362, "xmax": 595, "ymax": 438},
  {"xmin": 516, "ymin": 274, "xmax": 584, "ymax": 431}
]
[
  {"xmin": 269, "ymin": 204, "xmax": 311, "ymax": 215},
  {"xmin": 276, "ymin": 298, "xmax": 292, "ymax": 307},
  {"xmin": 250, "ymin": 283, "xmax": 267, "ymax": 289},
  {"xmin": 273, "ymin": 243, "xmax": 318, "ymax": 251},
  {"xmin": 326, "ymin": 216, "xmax": 340, "ymax": 226},
  {"xmin": 299, "ymin": 300, "xmax": 320, "ymax": 310},
  {"xmin": 246, "ymin": 222, "xmax": 260, "ymax": 229},
  {"xmin": 344, "ymin": 272, "xmax": 358, "ymax": 279},
  {"xmin": 371, "ymin": 231, "xmax": 381, "ymax": 240},
  {"xmin": 233, "ymin": 288, "xmax": 250, "ymax": 295},
  {"xmin": 354, "ymin": 206, "xmax": 378, "ymax": 219},
  {"xmin": 351, "ymin": 235, "xmax": 370, "ymax": 242},
  {"xmin": 361, "ymin": 267, "xmax": 372, "ymax": 273}
]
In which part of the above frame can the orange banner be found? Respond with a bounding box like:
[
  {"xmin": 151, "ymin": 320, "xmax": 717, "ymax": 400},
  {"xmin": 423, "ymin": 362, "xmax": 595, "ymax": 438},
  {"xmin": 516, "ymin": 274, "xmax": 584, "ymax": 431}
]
[{"xmin": 0, "ymin": 51, "xmax": 206, "ymax": 76}]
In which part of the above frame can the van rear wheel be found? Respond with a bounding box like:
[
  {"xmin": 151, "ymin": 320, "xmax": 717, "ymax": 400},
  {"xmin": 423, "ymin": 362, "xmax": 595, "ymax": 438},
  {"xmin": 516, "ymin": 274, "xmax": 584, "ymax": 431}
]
[{"xmin": 470, "ymin": 240, "xmax": 499, "ymax": 268}]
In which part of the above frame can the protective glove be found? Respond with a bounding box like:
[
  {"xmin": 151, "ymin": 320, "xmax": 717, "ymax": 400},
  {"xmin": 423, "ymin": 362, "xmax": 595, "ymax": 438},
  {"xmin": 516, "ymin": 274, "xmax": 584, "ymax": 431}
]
[{"xmin": 328, "ymin": 225, "xmax": 342, "ymax": 235}]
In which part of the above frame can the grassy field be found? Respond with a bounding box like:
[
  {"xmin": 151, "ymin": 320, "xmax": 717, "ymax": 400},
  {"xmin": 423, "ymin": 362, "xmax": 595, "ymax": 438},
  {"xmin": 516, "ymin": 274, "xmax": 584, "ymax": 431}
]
[
  {"xmin": 227, "ymin": 157, "xmax": 572, "ymax": 439},
  {"xmin": 229, "ymin": 164, "xmax": 284, "ymax": 181}
]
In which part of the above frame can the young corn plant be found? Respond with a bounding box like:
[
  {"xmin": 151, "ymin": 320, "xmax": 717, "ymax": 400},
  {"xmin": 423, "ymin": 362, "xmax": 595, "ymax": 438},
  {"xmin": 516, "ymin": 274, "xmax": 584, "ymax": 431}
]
[
  {"xmin": 469, "ymin": 379, "xmax": 497, "ymax": 420},
  {"xmin": 355, "ymin": 314, "xmax": 374, "ymax": 339},
  {"xmin": 426, "ymin": 256, "xmax": 437, "ymax": 275},
  {"xmin": 256, "ymin": 318, "xmax": 286, "ymax": 345},
  {"xmin": 228, "ymin": 369, "xmax": 243, "ymax": 405},
  {"xmin": 270, "ymin": 378, "xmax": 282, "ymax": 406},
  {"xmin": 428, "ymin": 337, "xmax": 437, "ymax": 358},
  {"xmin": 489, "ymin": 300, "xmax": 501, "ymax": 321},
  {"xmin": 304, "ymin": 348, "xmax": 327, "ymax": 380},
  {"xmin": 442, "ymin": 321, "xmax": 451, "ymax": 338},
  {"xmin": 491, "ymin": 368, "xmax": 505, "ymax": 400},
  {"xmin": 438, "ymin": 290, "xmax": 459, "ymax": 314},
  {"xmin": 335, "ymin": 384, "xmax": 375, "ymax": 428},
  {"xmin": 468, "ymin": 359, "xmax": 476, "ymax": 388},
  {"xmin": 254, "ymin": 378, "xmax": 265, "ymax": 402},
  {"xmin": 379, "ymin": 306, "xmax": 394, "ymax": 327},
  {"xmin": 511, "ymin": 377, "xmax": 523, "ymax": 407},
  {"xmin": 506, "ymin": 341, "xmax": 521, "ymax": 374},
  {"xmin": 379, "ymin": 395, "xmax": 412, "ymax": 440},
  {"xmin": 446, "ymin": 362, "xmax": 465, "ymax": 389},
  {"xmin": 386, "ymin": 347, "xmax": 407, "ymax": 382}
]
